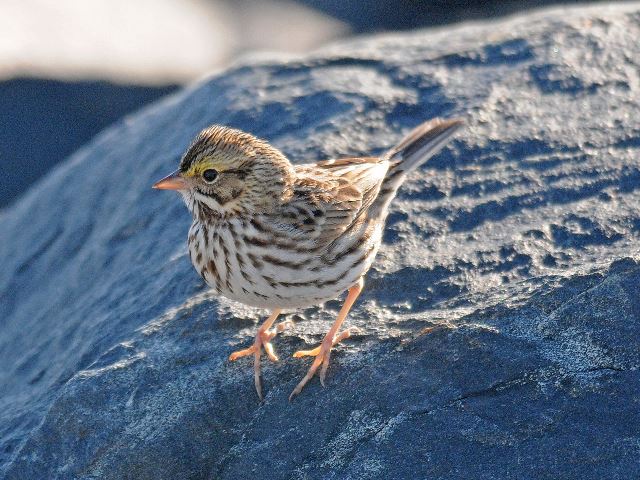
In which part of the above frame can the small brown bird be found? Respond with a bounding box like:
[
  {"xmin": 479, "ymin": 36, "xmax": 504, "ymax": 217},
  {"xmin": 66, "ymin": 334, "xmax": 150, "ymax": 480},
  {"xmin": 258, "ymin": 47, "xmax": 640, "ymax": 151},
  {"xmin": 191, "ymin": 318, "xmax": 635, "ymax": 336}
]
[{"xmin": 153, "ymin": 118, "xmax": 463, "ymax": 400}]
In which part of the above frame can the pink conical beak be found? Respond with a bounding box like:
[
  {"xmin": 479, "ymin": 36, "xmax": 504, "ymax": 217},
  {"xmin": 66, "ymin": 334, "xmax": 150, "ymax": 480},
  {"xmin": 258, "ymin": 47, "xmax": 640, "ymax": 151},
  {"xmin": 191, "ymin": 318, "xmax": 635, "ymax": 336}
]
[{"xmin": 152, "ymin": 170, "xmax": 188, "ymax": 190}]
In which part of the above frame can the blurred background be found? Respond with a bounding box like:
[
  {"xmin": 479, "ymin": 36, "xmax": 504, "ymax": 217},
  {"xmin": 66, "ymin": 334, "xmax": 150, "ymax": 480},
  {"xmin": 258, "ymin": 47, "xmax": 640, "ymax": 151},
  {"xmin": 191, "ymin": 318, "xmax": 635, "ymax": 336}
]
[{"xmin": 0, "ymin": 0, "xmax": 607, "ymax": 209}]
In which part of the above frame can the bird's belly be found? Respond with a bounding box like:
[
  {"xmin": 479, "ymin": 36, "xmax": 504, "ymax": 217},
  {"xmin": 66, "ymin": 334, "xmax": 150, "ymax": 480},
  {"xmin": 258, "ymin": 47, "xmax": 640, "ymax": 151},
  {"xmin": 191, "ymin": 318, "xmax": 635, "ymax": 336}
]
[
  {"xmin": 189, "ymin": 220, "xmax": 382, "ymax": 310},
  {"xmin": 225, "ymin": 252, "xmax": 378, "ymax": 309}
]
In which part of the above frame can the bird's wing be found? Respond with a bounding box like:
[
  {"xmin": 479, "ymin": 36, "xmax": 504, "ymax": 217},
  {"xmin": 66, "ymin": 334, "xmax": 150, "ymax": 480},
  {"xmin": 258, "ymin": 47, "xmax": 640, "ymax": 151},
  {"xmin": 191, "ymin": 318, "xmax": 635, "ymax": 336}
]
[
  {"xmin": 311, "ymin": 157, "xmax": 390, "ymax": 222},
  {"xmin": 267, "ymin": 157, "xmax": 389, "ymax": 246}
]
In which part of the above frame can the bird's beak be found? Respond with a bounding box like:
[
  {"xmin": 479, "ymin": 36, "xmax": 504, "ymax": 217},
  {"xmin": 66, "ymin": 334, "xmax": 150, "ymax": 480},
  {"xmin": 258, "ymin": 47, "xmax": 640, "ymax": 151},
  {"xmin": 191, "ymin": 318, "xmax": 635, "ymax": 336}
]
[{"xmin": 152, "ymin": 170, "xmax": 188, "ymax": 190}]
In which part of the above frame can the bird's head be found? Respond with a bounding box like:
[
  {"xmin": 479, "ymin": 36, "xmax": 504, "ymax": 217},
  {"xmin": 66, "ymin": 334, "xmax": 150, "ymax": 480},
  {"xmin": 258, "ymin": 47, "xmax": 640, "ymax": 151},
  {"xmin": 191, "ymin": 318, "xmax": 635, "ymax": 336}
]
[{"xmin": 153, "ymin": 125, "xmax": 295, "ymax": 221}]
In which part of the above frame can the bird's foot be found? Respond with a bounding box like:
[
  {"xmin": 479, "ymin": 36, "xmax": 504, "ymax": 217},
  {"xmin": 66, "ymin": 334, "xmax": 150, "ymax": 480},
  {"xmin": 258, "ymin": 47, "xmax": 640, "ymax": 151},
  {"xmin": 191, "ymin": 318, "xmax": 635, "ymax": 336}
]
[
  {"xmin": 229, "ymin": 320, "xmax": 291, "ymax": 400},
  {"xmin": 289, "ymin": 328, "xmax": 353, "ymax": 400}
]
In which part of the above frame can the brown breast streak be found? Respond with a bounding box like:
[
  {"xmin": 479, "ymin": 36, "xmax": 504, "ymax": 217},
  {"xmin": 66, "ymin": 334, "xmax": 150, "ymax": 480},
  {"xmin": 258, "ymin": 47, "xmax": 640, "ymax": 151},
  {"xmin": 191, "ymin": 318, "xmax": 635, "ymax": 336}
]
[{"xmin": 216, "ymin": 234, "xmax": 233, "ymax": 292}]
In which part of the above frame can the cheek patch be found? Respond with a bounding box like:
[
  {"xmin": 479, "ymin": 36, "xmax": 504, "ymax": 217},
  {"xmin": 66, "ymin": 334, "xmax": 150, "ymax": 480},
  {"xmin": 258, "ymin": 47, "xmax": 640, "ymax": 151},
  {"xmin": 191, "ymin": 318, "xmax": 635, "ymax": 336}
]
[{"xmin": 229, "ymin": 186, "xmax": 244, "ymax": 200}]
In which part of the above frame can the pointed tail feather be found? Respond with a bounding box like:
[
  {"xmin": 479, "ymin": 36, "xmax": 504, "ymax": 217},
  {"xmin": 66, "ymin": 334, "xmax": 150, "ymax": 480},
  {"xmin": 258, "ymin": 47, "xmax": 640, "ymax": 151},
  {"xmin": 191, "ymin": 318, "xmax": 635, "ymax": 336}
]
[
  {"xmin": 371, "ymin": 118, "xmax": 463, "ymax": 216},
  {"xmin": 385, "ymin": 117, "xmax": 464, "ymax": 172}
]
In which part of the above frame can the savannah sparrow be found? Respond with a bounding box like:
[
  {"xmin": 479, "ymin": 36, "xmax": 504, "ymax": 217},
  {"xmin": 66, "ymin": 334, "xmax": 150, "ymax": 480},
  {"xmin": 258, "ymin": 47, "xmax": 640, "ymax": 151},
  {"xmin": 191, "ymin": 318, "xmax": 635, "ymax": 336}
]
[{"xmin": 153, "ymin": 118, "xmax": 463, "ymax": 400}]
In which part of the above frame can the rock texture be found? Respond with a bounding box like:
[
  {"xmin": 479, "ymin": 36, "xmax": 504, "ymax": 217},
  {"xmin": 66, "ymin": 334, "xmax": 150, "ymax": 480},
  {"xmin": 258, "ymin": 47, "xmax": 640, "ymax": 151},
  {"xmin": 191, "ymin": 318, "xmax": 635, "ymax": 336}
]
[{"xmin": 2, "ymin": 3, "xmax": 640, "ymax": 479}]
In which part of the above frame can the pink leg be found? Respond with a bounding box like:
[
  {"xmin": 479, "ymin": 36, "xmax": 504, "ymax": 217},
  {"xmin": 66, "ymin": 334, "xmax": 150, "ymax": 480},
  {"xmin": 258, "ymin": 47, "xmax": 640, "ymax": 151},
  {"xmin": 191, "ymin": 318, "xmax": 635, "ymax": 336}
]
[
  {"xmin": 289, "ymin": 278, "xmax": 364, "ymax": 400},
  {"xmin": 229, "ymin": 309, "xmax": 287, "ymax": 400}
]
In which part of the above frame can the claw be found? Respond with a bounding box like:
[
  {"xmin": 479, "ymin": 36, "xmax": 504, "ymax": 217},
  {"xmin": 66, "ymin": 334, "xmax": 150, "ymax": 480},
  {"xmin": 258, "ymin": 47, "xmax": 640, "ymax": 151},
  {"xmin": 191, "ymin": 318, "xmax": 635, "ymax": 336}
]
[
  {"xmin": 289, "ymin": 330, "xmax": 348, "ymax": 399},
  {"xmin": 263, "ymin": 341, "xmax": 278, "ymax": 362},
  {"xmin": 292, "ymin": 329, "xmax": 353, "ymax": 358},
  {"xmin": 289, "ymin": 279, "xmax": 363, "ymax": 400},
  {"xmin": 228, "ymin": 309, "xmax": 286, "ymax": 400}
]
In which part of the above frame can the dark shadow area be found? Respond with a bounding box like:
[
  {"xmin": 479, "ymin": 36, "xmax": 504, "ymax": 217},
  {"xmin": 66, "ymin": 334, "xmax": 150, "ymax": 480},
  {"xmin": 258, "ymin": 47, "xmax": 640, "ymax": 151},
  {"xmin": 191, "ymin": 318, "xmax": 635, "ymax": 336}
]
[
  {"xmin": 299, "ymin": 0, "xmax": 610, "ymax": 32},
  {"xmin": 0, "ymin": 78, "xmax": 178, "ymax": 208}
]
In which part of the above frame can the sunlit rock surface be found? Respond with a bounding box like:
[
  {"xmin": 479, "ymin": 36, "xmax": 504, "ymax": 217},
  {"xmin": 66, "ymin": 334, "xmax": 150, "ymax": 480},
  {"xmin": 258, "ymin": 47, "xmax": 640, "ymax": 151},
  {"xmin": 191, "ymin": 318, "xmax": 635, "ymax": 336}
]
[{"xmin": 1, "ymin": 3, "xmax": 639, "ymax": 478}]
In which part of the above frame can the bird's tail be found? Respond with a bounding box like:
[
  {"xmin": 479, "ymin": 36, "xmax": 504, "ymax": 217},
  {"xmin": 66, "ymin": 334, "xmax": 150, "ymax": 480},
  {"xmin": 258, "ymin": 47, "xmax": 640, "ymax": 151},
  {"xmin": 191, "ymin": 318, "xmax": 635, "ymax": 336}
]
[
  {"xmin": 372, "ymin": 118, "xmax": 463, "ymax": 215},
  {"xmin": 385, "ymin": 118, "xmax": 464, "ymax": 172}
]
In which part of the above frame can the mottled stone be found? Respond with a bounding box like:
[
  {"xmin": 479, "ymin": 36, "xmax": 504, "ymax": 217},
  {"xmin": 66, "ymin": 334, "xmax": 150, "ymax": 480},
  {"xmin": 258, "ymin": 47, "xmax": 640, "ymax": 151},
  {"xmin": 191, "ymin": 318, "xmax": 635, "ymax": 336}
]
[{"xmin": 1, "ymin": 3, "xmax": 640, "ymax": 479}]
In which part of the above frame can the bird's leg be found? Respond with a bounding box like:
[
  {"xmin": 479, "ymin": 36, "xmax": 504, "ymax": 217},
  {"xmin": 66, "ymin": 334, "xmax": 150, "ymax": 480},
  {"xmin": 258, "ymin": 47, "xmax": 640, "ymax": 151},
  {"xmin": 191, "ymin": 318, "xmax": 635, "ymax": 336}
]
[
  {"xmin": 290, "ymin": 278, "xmax": 364, "ymax": 400},
  {"xmin": 228, "ymin": 309, "xmax": 286, "ymax": 400}
]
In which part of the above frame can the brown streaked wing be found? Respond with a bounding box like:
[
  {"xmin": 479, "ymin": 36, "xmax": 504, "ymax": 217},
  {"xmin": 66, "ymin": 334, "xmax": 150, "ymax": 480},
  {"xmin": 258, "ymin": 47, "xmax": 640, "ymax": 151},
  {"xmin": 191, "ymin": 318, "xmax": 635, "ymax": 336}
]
[
  {"xmin": 313, "ymin": 156, "xmax": 380, "ymax": 169},
  {"xmin": 308, "ymin": 156, "xmax": 389, "ymax": 219},
  {"xmin": 270, "ymin": 156, "xmax": 389, "ymax": 246}
]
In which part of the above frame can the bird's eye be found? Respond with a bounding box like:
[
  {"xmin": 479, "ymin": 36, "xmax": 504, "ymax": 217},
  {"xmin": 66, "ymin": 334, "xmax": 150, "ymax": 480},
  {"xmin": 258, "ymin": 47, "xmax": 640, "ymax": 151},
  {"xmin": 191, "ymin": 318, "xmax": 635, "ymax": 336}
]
[{"xmin": 202, "ymin": 169, "xmax": 218, "ymax": 183}]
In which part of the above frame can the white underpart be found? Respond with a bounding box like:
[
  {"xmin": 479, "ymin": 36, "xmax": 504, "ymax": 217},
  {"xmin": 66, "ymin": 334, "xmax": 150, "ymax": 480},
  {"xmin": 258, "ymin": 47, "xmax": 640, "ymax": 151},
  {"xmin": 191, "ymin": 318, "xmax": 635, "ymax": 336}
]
[{"xmin": 188, "ymin": 218, "xmax": 382, "ymax": 309}]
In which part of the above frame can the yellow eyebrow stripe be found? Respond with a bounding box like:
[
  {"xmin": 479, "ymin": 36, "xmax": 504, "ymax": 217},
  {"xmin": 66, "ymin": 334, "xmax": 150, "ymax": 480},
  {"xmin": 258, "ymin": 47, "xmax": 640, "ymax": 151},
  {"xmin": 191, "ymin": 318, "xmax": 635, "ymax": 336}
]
[{"xmin": 186, "ymin": 159, "xmax": 223, "ymax": 177}]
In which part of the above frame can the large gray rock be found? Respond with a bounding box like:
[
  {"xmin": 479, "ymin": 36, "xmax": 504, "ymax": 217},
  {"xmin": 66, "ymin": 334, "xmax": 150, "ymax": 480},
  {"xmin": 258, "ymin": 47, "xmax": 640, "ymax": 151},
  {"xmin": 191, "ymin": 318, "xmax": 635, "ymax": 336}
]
[{"xmin": 2, "ymin": 3, "xmax": 639, "ymax": 478}]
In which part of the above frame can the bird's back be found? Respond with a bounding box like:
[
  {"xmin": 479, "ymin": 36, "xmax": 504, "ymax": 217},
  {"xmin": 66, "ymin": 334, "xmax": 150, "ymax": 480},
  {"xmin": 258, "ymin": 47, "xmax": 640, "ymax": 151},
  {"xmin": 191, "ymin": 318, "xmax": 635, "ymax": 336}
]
[{"xmin": 287, "ymin": 117, "xmax": 463, "ymax": 238}]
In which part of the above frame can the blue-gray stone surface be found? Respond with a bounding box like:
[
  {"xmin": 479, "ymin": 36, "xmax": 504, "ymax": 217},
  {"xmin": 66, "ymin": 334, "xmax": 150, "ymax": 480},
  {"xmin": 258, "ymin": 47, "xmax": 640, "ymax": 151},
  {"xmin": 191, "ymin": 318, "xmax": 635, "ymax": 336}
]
[{"xmin": 1, "ymin": 3, "xmax": 640, "ymax": 479}]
